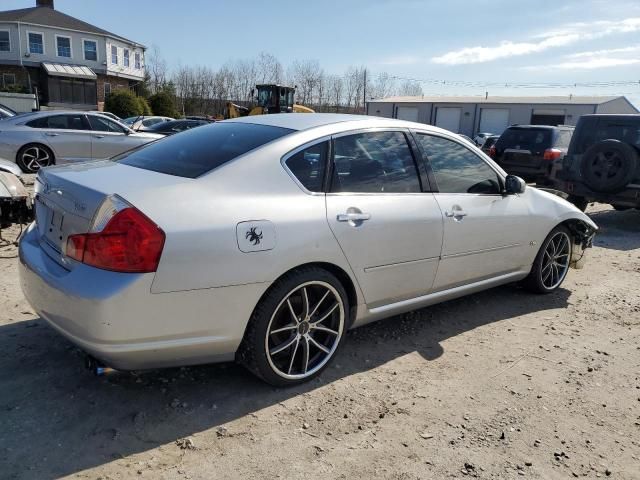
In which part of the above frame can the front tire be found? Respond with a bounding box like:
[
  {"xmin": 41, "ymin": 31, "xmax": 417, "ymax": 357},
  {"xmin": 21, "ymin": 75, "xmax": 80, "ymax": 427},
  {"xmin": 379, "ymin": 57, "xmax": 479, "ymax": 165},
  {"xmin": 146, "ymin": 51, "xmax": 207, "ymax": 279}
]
[
  {"xmin": 237, "ymin": 267, "xmax": 349, "ymax": 386},
  {"xmin": 16, "ymin": 144, "xmax": 54, "ymax": 173},
  {"xmin": 524, "ymin": 225, "xmax": 573, "ymax": 294}
]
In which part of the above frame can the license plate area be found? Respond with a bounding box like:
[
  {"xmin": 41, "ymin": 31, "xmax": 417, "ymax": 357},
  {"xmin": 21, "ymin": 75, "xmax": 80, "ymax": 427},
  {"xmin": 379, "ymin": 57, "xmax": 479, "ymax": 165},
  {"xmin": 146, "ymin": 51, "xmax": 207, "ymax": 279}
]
[{"xmin": 35, "ymin": 195, "xmax": 64, "ymax": 252}]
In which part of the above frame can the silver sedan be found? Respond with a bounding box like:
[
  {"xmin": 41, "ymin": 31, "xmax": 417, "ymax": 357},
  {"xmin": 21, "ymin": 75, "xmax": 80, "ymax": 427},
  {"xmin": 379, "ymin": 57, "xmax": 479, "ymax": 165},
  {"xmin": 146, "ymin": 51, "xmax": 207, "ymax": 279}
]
[
  {"xmin": 0, "ymin": 111, "xmax": 162, "ymax": 173},
  {"xmin": 19, "ymin": 114, "xmax": 597, "ymax": 386}
]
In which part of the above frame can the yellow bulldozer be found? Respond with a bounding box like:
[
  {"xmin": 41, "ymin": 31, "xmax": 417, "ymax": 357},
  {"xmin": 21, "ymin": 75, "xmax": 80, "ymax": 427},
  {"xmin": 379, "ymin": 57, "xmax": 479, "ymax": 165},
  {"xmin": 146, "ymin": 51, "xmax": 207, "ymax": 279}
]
[{"xmin": 224, "ymin": 84, "xmax": 314, "ymax": 119}]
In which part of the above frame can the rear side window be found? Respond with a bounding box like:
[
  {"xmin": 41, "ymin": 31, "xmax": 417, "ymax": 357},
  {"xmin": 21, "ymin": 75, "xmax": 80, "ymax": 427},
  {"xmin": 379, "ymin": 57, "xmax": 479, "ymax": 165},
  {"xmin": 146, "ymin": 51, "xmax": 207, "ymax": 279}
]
[
  {"xmin": 572, "ymin": 119, "xmax": 640, "ymax": 154},
  {"xmin": 285, "ymin": 142, "xmax": 327, "ymax": 192},
  {"xmin": 330, "ymin": 131, "xmax": 420, "ymax": 193},
  {"xmin": 27, "ymin": 114, "xmax": 88, "ymax": 130},
  {"xmin": 116, "ymin": 122, "xmax": 293, "ymax": 178},
  {"xmin": 496, "ymin": 128, "xmax": 552, "ymax": 150}
]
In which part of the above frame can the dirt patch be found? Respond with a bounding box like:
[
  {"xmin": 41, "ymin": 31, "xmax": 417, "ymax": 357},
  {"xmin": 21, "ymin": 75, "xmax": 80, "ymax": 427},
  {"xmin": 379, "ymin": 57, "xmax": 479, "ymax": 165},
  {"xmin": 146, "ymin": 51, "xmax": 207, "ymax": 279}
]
[{"xmin": 1, "ymin": 203, "xmax": 639, "ymax": 479}]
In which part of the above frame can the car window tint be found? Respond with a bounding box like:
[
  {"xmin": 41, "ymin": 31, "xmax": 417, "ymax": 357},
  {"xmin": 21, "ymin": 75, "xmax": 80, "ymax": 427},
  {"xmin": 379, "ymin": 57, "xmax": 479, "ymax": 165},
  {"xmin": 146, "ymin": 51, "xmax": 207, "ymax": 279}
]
[
  {"xmin": 42, "ymin": 114, "xmax": 88, "ymax": 130},
  {"xmin": 142, "ymin": 118, "xmax": 162, "ymax": 127},
  {"xmin": 416, "ymin": 134, "xmax": 501, "ymax": 194},
  {"xmin": 331, "ymin": 131, "xmax": 420, "ymax": 193},
  {"xmin": 116, "ymin": 122, "xmax": 293, "ymax": 178},
  {"xmin": 496, "ymin": 128, "xmax": 552, "ymax": 150},
  {"xmin": 285, "ymin": 141, "xmax": 327, "ymax": 192},
  {"xmin": 88, "ymin": 115, "xmax": 126, "ymax": 133}
]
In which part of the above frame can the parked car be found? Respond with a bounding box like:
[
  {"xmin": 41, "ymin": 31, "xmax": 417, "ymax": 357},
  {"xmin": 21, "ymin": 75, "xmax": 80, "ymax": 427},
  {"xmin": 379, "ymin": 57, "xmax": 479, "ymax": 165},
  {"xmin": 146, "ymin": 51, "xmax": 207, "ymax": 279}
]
[
  {"xmin": 481, "ymin": 135, "xmax": 500, "ymax": 154},
  {"xmin": 0, "ymin": 158, "xmax": 22, "ymax": 176},
  {"xmin": 123, "ymin": 115, "xmax": 174, "ymax": 132},
  {"xmin": 148, "ymin": 119, "xmax": 210, "ymax": 136},
  {"xmin": 552, "ymin": 114, "xmax": 640, "ymax": 211},
  {"xmin": 457, "ymin": 134, "xmax": 475, "ymax": 143},
  {"xmin": 0, "ymin": 102, "xmax": 17, "ymax": 119},
  {"xmin": 19, "ymin": 114, "xmax": 596, "ymax": 386},
  {"xmin": 0, "ymin": 111, "xmax": 163, "ymax": 173},
  {"xmin": 489, "ymin": 125, "xmax": 574, "ymax": 185},
  {"xmin": 473, "ymin": 132, "xmax": 494, "ymax": 146},
  {"xmin": 87, "ymin": 111, "xmax": 121, "ymax": 122}
]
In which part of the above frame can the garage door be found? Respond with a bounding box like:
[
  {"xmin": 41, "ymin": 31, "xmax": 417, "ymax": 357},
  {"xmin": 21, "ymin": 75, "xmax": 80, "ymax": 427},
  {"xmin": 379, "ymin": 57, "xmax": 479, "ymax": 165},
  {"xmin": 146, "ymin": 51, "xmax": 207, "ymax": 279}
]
[
  {"xmin": 435, "ymin": 107, "xmax": 461, "ymax": 133},
  {"xmin": 396, "ymin": 106, "xmax": 418, "ymax": 122},
  {"xmin": 479, "ymin": 108, "xmax": 510, "ymax": 135}
]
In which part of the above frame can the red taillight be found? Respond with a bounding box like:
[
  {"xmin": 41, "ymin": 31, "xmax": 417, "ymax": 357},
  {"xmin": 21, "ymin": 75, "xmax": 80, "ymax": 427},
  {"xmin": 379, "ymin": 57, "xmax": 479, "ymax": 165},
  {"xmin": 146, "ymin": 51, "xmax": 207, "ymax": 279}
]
[
  {"xmin": 488, "ymin": 145, "xmax": 496, "ymax": 158},
  {"xmin": 66, "ymin": 207, "xmax": 165, "ymax": 273},
  {"xmin": 543, "ymin": 148, "xmax": 562, "ymax": 161}
]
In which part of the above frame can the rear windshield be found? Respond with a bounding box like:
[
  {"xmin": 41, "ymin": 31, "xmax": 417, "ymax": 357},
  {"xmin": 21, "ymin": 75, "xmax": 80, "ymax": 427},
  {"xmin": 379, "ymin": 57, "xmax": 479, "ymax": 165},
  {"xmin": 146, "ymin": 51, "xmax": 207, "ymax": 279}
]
[
  {"xmin": 115, "ymin": 122, "xmax": 293, "ymax": 178},
  {"xmin": 496, "ymin": 128, "xmax": 552, "ymax": 150},
  {"xmin": 571, "ymin": 118, "xmax": 640, "ymax": 155}
]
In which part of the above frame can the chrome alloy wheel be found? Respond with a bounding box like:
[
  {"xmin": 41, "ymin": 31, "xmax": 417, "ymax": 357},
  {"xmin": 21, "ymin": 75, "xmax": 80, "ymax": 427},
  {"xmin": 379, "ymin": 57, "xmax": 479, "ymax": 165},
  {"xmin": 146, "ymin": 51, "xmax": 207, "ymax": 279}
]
[
  {"xmin": 541, "ymin": 231, "xmax": 571, "ymax": 290},
  {"xmin": 21, "ymin": 146, "xmax": 52, "ymax": 172},
  {"xmin": 265, "ymin": 281, "xmax": 345, "ymax": 380}
]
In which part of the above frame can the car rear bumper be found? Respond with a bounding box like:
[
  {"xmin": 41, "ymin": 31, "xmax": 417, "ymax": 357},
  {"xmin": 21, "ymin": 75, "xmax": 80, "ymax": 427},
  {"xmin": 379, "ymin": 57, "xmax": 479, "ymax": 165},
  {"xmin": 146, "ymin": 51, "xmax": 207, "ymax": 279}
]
[{"xmin": 18, "ymin": 223, "xmax": 269, "ymax": 370}]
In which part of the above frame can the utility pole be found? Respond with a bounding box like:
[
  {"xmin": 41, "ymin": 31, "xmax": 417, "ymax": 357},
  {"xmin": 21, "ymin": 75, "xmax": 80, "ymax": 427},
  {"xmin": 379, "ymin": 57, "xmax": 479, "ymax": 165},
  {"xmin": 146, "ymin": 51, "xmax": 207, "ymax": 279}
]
[{"xmin": 363, "ymin": 68, "xmax": 367, "ymax": 114}]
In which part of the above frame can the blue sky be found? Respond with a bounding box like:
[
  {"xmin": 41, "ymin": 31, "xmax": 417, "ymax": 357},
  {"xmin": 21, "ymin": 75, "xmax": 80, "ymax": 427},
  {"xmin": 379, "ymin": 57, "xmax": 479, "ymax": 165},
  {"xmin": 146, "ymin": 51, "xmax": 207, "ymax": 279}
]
[{"xmin": 5, "ymin": 0, "xmax": 640, "ymax": 106}]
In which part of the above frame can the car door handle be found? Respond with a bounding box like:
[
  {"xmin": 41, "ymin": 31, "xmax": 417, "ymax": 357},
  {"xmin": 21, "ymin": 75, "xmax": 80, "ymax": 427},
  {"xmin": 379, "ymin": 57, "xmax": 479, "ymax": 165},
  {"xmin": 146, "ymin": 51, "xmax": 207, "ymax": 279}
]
[
  {"xmin": 445, "ymin": 210, "xmax": 467, "ymax": 218},
  {"xmin": 45, "ymin": 133, "xmax": 59, "ymax": 137},
  {"xmin": 93, "ymin": 135, "xmax": 105, "ymax": 139},
  {"xmin": 337, "ymin": 212, "xmax": 371, "ymax": 222}
]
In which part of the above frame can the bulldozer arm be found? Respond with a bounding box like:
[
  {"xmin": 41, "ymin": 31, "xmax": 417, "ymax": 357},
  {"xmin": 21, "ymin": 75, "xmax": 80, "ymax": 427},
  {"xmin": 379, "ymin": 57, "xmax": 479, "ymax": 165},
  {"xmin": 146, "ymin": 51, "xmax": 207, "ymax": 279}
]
[
  {"xmin": 225, "ymin": 102, "xmax": 249, "ymax": 119},
  {"xmin": 293, "ymin": 104, "xmax": 315, "ymax": 113}
]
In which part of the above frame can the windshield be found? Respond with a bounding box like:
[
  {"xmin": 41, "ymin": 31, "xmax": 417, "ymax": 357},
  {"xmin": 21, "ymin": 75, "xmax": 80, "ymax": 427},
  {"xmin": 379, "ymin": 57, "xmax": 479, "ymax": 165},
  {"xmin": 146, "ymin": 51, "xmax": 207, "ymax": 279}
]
[
  {"xmin": 115, "ymin": 122, "xmax": 294, "ymax": 178},
  {"xmin": 257, "ymin": 88, "xmax": 273, "ymax": 107},
  {"xmin": 122, "ymin": 117, "xmax": 137, "ymax": 125},
  {"xmin": 496, "ymin": 128, "xmax": 552, "ymax": 150}
]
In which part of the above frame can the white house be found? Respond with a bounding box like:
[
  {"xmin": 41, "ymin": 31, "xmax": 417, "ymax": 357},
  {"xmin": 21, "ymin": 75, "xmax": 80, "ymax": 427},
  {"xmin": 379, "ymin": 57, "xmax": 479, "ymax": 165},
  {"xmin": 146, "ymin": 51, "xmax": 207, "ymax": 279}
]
[{"xmin": 0, "ymin": 0, "xmax": 146, "ymax": 110}]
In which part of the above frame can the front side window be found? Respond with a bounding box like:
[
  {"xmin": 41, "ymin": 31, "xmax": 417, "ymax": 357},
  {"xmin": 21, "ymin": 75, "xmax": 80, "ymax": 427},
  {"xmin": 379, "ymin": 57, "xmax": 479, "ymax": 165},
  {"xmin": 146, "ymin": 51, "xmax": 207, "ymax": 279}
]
[
  {"xmin": 111, "ymin": 45, "xmax": 118, "ymax": 64},
  {"xmin": 83, "ymin": 40, "xmax": 97, "ymax": 61},
  {"xmin": 56, "ymin": 36, "xmax": 71, "ymax": 57},
  {"xmin": 331, "ymin": 131, "xmax": 421, "ymax": 193},
  {"xmin": 87, "ymin": 115, "xmax": 126, "ymax": 133},
  {"xmin": 116, "ymin": 122, "xmax": 293, "ymax": 178},
  {"xmin": 134, "ymin": 52, "xmax": 141, "ymax": 69},
  {"xmin": 28, "ymin": 32, "xmax": 44, "ymax": 54},
  {"xmin": 0, "ymin": 31, "xmax": 10, "ymax": 52},
  {"xmin": 416, "ymin": 134, "xmax": 501, "ymax": 194},
  {"xmin": 285, "ymin": 142, "xmax": 328, "ymax": 192},
  {"xmin": 123, "ymin": 49, "xmax": 130, "ymax": 67}
]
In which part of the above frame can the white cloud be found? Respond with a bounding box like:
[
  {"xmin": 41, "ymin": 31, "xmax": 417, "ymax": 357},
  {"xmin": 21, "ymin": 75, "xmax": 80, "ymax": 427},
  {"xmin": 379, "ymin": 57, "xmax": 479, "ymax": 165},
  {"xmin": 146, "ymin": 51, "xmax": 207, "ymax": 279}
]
[
  {"xmin": 555, "ymin": 58, "xmax": 640, "ymax": 69},
  {"xmin": 565, "ymin": 45, "xmax": 640, "ymax": 58},
  {"xmin": 432, "ymin": 17, "xmax": 640, "ymax": 65},
  {"xmin": 521, "ymin": 43, "xmax": 640, "ymax": 70}
]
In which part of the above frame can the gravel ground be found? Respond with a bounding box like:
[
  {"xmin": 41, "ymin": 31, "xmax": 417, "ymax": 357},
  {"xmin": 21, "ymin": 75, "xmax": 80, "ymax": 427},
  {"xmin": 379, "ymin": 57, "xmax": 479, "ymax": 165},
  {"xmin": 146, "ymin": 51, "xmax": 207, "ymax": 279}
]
[{"xmin": 0, "ymin": 193, "xmax": 639, "ymax": 479}]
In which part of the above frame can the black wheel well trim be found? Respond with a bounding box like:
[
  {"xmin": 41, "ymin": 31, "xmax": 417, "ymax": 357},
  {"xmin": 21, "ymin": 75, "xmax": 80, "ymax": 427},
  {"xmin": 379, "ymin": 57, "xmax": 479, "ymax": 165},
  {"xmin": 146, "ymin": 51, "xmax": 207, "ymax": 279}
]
[{"xmin": 558, "ymin": 218, "xmax": 596, "ymax": 249}]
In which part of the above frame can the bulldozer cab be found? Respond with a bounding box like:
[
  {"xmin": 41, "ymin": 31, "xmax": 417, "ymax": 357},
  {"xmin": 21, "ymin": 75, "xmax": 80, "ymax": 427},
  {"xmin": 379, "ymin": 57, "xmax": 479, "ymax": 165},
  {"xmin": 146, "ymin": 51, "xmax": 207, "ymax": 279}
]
[{"xmin": 256, "ymin": 84, "xmax": 295, "ymax": 113}]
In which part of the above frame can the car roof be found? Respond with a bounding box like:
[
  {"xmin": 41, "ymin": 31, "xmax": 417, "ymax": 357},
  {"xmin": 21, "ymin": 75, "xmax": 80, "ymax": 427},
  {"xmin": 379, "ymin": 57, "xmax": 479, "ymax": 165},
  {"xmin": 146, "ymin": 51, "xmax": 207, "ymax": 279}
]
[
  {"xmin": 226, "ymin": 113, "xmax": 385, "ymax": 131},
  {"xmin": 506, "ymin": 124, "xmax": 572, "ymax": 130}
]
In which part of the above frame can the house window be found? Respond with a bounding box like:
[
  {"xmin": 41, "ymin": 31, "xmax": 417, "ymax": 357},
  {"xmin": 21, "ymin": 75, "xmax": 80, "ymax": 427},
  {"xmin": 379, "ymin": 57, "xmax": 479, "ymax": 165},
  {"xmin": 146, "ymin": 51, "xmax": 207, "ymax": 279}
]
[
  {"xmin": 56, "ymin": 35, "xmax": 71, "ymax": 57},
  {"xmin": 0, "ymin": 31, "xmax": 10, "ymax": 52},
  {"xmin": 2, "ymin": 74, "xmax": 15, "ymax": 89},
  {"xmin": 123, "ymin": 49, "xmax": 130, "ymax": 67},
  {"xmin": 28, "ymin": 32, "xmax": 44, "ymax": 55},
  {"xmin": 104, "ymin": 82, "xmax": 111, "ymax": 98},
  {"xmin": 111, "ymin": 45, "xmax": 118, "ymax": 64},
  {"xmin": 83, "ymin": 40, "xmax": 97, "ymax": 61},
  {"xmin": 134, "ymin": 52, "xmax": 141, "ymax": 69}
]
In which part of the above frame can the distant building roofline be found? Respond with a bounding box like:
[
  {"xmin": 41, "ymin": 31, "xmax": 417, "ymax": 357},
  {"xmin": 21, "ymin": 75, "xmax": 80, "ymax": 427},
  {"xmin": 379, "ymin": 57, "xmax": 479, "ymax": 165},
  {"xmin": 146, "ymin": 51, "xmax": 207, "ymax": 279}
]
[{"xmin": 367, "ymin": 95, "xmax": 629, "ymax": 106}]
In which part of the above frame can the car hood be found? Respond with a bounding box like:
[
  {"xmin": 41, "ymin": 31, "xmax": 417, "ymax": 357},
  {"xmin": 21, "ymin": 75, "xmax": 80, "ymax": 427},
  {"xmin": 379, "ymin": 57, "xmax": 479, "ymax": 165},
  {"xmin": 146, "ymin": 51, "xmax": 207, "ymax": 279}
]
[
  {"xmin": 0, "ymin": 157, "xmax": 21, "ymax": 176},
  {"xmin": 529, "ymin": 186, "xmax": 598, "ymax": 231}
]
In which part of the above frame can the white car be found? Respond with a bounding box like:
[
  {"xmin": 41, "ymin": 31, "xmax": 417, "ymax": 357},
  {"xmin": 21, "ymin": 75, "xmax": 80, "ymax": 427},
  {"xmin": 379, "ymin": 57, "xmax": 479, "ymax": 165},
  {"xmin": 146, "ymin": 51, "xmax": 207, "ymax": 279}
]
[
  {"xmin": 19, "ymin": 114, "xmax": 597, "ymax": 386},
  {"xmin": 0, "ymin": 111, "xmax": 163, "ymax": 173}
]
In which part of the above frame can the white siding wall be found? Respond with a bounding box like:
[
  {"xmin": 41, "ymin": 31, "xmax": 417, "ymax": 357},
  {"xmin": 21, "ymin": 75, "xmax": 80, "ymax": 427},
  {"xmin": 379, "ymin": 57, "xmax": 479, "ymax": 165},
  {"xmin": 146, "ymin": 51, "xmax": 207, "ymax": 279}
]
[
  {"xmin": 106, "ymin": 38, "xmax": 144, "ymax": 79},
  {"xmin": 0, "ymin": 23, "xmax": 19, "ymax": 62}
]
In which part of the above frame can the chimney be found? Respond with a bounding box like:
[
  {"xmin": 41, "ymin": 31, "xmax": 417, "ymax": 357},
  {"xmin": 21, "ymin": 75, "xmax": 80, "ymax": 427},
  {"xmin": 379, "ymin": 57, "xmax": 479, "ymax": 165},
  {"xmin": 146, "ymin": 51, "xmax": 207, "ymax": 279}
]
[{"xmin": 36, "ymin": 0, "xmax": 54, "ymax": 8}]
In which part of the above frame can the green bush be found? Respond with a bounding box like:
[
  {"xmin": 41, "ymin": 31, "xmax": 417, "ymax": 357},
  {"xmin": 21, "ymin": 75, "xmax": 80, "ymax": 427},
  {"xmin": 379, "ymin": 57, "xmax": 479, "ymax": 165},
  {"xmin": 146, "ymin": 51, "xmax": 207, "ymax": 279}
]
[
  {"xmin": 136, "ymin": 96, "xmax": 152, "ymax": 115},
  {"xmin": 105, "ymin": 89, "xmax": 146, "ymax": 118},
  {"xmin": 149, "ymin": 91, "xmax": 179, "ymax": 118}
]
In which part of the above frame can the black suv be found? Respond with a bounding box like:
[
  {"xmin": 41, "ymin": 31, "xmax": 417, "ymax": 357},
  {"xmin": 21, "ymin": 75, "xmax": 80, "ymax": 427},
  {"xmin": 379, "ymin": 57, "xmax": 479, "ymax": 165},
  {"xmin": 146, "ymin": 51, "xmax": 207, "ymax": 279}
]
[
  {"xmin": 489, "ymin": 125, "xmax": 574, "ymax": 185},
  {"xmin": 552, "ymin": 114, "xmax": 640, "ymax": 211}
]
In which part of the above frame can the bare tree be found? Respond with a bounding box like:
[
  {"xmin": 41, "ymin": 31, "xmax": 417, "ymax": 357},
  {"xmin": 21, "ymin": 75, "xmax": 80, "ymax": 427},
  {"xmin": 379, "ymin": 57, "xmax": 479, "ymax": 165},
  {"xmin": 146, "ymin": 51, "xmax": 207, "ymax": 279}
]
[
  {"xmin": 397, "ymin": 80, "xmax": 423, "ymax": 97},
  {"xmin": 256, "ymin": 52, "xmax": 284, "ymax": 84},
  {"xmin": 326, "ymin": 74, "xmax": 344, "ymax": 112},
  {"xmin": 289, "ymin": 60, "xmax": 322, "ymax": 106},
  {"xmin": 372, "ymin": 72, "xmax": 396, "ymax": 99},
  {"xmin": 147, "ymin": 45, "xmax": 168, "ymax": 94}
]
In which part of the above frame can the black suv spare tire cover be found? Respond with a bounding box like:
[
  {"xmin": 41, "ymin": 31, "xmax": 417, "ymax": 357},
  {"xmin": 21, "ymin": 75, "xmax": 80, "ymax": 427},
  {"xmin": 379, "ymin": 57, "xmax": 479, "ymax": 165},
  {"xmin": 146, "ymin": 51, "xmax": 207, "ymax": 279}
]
[{"xmin": 580, "ymin": 139, "xmax": 639, "ymax": 193}]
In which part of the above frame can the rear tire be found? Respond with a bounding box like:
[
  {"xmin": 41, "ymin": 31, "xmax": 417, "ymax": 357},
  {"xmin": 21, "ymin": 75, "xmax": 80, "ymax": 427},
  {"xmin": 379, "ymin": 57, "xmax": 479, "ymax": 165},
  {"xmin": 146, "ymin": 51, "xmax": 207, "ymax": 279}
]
[
  {"xmin": 16, "ymin": 144, "xmax": 54, "ymax": 173},
  {"xmin": 237, "ymin": 266, "xmax": 349, "ymax": 386},
  {"xmin": 524, "ymin": 225, "xmax": 572, "ymax": 294},
  {"xmin": 581, "ymin": 140, "xmax": 638, "ymax": 193}
]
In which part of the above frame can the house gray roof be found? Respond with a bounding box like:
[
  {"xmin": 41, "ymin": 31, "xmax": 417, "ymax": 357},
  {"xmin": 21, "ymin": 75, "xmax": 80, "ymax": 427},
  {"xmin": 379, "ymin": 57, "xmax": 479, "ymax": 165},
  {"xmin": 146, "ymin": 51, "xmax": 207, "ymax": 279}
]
[
  {"xmin": 0, "ymin": 6, "xmax": 143, "ymax": 46},
  {"xmin": 368, "ymin": 95, "xmax": 625, "ymax": 105}
]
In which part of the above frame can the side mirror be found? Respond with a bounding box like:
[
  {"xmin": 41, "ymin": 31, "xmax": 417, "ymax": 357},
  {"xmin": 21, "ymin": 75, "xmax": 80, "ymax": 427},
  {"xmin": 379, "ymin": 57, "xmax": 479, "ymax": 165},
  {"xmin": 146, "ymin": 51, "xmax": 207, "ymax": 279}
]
[{"xmin": 505, "ymin": 175, "xmax": 526, "ymax": 194}]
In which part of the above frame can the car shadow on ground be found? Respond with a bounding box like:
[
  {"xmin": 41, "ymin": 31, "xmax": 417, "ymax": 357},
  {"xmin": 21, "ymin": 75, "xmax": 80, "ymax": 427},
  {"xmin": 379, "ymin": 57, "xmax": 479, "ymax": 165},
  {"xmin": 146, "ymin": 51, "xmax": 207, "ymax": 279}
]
[
  {"xmin": 587, "ymin": 208, "xmax": 640, "ymax": 251},
  {"xmin": 0, "ymin": 284, "xmax": 570, "ymax": 479}
]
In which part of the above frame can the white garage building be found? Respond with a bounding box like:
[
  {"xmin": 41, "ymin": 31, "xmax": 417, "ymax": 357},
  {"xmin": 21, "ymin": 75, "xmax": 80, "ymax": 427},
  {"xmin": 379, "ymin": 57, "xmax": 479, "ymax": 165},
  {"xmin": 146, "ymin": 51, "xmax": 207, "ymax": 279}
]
[{"xmin": 366, "ymin": 95, "xmax": 638, "ymax": 137}]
